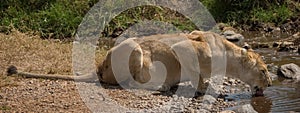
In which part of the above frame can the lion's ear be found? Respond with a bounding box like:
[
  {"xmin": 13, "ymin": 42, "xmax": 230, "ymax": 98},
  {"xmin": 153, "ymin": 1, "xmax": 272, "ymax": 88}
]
[
  {"xmin": 189, "ymin": 30, "xmax": 204, "ymax": 35},
  {"xmin": 188, "ymin": 30, "xmax": 205, "ymax": 41},
  {"xmin": 241, "ymin": 48, "xmax": 248, "ymax": 56},
  {"xmin": 242, "ymin": 43, "xmax": 251, "ymax": 50},
  {"xmin": 187, "ymin": 34, "xmax": 200, "ymax": 40}
]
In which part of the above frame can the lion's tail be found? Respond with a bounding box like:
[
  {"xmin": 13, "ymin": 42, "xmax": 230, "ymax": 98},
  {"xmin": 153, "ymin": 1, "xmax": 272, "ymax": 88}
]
[{"xmin": 6, "ymin": 65, "xmax": 96, "ymax": 82}]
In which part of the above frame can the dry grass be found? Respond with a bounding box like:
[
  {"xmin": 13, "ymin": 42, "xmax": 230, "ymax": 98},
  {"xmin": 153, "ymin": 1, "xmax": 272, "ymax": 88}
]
[{"xmin": 0, "ymin": 30, "xmax": 107, "ymax": 87}]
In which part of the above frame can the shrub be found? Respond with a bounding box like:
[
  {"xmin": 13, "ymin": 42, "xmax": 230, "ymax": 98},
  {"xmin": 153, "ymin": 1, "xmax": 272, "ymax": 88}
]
[
  {"xmin": 0, "ymin": 0, "xmax": 297, "ymax": 39},
  {"xmin": 251, "ymin": 5, "xmax": 293, "ymax": 24},
  {"xmin": 200, "ymin": 0, "xmax": 294, "ymax": 24},
  {"xmin": 0, "ymin": 0, "xmax": 98, "ymax": 39}
]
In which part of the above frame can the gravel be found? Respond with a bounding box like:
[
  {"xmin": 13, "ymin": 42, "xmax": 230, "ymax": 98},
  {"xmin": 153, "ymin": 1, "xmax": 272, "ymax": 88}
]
[{"xmin": 0, "ymin": 76, "xmax": 255, "ymax": 112}]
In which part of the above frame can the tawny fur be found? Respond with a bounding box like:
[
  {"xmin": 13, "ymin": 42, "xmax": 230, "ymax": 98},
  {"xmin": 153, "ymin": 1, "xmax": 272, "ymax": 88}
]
[
  {"xmin": 99, "ymin": 31, "xmax": 272, "ymax": 93},
  {"xmin": 7, "ymin": 31, "xmax": 272, "ymax": 94}
]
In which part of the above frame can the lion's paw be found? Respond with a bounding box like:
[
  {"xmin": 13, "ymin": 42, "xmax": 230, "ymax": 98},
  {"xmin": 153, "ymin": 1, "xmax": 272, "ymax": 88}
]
[{"xmin": 157, "ymin": 84, "xmax": 171, "ymax": 92}]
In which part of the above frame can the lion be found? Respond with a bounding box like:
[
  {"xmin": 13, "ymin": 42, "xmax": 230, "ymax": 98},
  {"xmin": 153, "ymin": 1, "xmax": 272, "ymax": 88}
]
[
  {"xmin": 7, "ymin": 31, "xmax": 272, "ymax": 96},
  {"xmin": 98, "ymin": 31, "xmax": 272, "ymax": 96}
]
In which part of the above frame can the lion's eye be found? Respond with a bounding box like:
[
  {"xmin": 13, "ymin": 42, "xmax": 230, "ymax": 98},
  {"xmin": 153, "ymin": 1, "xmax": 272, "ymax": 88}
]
[
  {"xmin": 261, "ymin": 70, "xmax": 266, "ymax": 75},
  {"xmin": 260, "ymin": 70, "xmax": 267, "ymax": 79}
]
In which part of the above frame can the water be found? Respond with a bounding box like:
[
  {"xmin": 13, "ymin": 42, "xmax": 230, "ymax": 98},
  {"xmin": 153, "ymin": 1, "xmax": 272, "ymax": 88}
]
[
  {"xmin": 251, "ymin": 83, "xmax": 300, "ymax": 113},
  {"xmin": 242, "ymin": 32, "xmax": 300, "ymax": 113},
  {"xmin": 255, "ymin": 48, "xmax": 300, "ymax": 66}
]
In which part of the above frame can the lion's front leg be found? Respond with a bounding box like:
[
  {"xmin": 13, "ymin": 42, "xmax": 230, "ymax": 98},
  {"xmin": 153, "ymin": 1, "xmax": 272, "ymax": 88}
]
[
  {"xmin": 141, "ymin": 83, "xmax": 171, "ymax": 92},
  {"xmin": 191, "ymin": 75, "xmax": 207, "ymax": 94}
]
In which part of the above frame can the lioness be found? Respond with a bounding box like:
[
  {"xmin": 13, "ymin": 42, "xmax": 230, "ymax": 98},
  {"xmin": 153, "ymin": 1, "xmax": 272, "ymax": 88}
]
[
  {"xmin": 7, "ymin": 31, "xmax": 272, "ymax": 96},
  {"xmin": 98, "ymin": 31, "xmax": 272, "ymax": 96}
]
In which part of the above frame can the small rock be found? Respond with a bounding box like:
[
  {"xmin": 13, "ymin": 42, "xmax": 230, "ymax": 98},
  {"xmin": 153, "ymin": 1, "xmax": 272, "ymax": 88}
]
[
  {"xmin": 221, "ymin": 31, "xmax": 245, "ymax": 46},
  {"xmin": 229, "ymin": 104, "xmax": 258, "ymax": 113},
  {"xmin": 223, "ymin": 82, "xmax": 230, "ymax": 86},
  {"xmin": 90, "ymin": 96, "xmax": 94, "ymax": 99},
  {"xmin": 0, "ymin": 94, "xmax": 3, "ymax": 99},
  {"xmin": 172, "ymin": 95, "xmax": 178, "ymax": 101},
  {"xmin": 283, "ymin": 41, "xmax": 294, "ymax": 46},
  {"xmin": 258, "ymin": 43, "xmax": 271, "ymax": 48},
  {"xmin": 222, "ymin": 30, "xmax": 236, "ymax": 36},
  {"xmin": 267, "ymin": 64, "xmax": 278, "ymax": 73},
  {"xmin": 228, "ymin": 79, "xmax": 235, "ymax": 84},
  {"xmin": 273, "ymin": 42, "xmax": 281, "ymax": 48},
  {"xmin": 236, "ymin": 79, "xmax": 241, "ymax": 84},
  {"xmin": 198, "ymin": 103, "xmax": 212, "ymax": 110},
  {"xmin": 271, "ymin": 57, "xmax": 278, "ymax": 61},
  {"xmin": 226, "ymin": 34, "xmax": 244, "ymax": 45},
  {"xmin": 29, "ymin": 80, "xmax": 34, "ymax": 84},
  {"xmin": 278, "ymin": 41, "xmax": 295, "ymax": 51},
  {"xmin": 274, "ymin": 27, "xmax": 281, "ymax": 32},
  {"xmin": 292, "ymin": 32, "xmax": 300, "ymax": 38},
  {"xmin": 220, "ymin": 110, "xmax": 236, "ymax": 113},
  {"xmin": 242, "ymin": 43, "xmax": 251, "ymax": 49},
  {"xmin": 195, "ymin": 109, "xmax": 210, "ymax": 113},
  {"xmin": 230, "ymin": 89, "xmax": 236, "ymax": 93},
  {"xmin": 202, "ymin": 95, "xmax": 216, "ymax": 105},
  {"xmin": 269, "ymin": 72, "xmax": 278, "ymax": 81},
  {"xmin": 278, "ymin": 63, "xmax": 300, "ymax": 81}
]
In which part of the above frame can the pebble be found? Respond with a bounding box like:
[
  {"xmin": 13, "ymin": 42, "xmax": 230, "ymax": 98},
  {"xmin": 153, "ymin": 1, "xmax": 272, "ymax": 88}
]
[
  {"xmin": 172, "ymin": 95, "xmax": 178, "ymax": 101},
  {"xmin": 29, "ymin": 80, "xmax": 34, "ymax": 84},
  {"xmin": 271, "ymin": 57, "xmax": 278, "ymax": 61},
  {"xmin": 196, "ymin": 109, "xmax": 210, "ymax": 113},
  {"xmin": 90, "ymin": 96, "xmax": 95, "ymax": 99},
  {"xmin": 223, "ymin": 82, "xmax": 230, "ymax": 86},
  {"xmin": 203, "ymin": 95, "xmax": 216, "ymax": 104},
  {"xmin": 1, "ymin": 76, "xmax": 252, "ymax": 112},
  {"xmin": 220, "ymin": 110, "xmax": 236, "ymax": 113}
]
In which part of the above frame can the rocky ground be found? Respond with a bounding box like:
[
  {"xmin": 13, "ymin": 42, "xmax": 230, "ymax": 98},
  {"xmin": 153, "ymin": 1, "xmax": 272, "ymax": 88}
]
[
  {"xmin": 0, "ymin": 78, "xmax": 91, "ymax": 112},
  {"xmin": 1, "ymin": 76, "xmax": 254, "ymax": 112}
]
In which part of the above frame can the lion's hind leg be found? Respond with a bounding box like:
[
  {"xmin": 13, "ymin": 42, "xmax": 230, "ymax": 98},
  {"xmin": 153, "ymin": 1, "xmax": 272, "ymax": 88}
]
[{"xmin": 191, "ymin": 75, "xmax": 207, "ymax": 94}]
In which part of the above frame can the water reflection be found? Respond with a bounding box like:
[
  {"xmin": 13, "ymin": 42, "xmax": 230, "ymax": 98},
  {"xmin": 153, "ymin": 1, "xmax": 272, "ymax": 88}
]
[
  {"xmin": 251, "ymin": 96, "xmax": 272, "ymax": 113},
  {"xmin": 255, "ymin": 83, "xmax": 300, "ymax": 112}
]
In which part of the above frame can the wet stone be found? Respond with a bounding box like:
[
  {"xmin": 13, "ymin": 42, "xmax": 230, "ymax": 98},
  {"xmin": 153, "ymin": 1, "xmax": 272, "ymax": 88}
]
[
  {"xmin": 202, "ymin": 95, "xmax": 216, "ymax": 105},
  {"xmin": 220, "ymin": 110, "xmax": 236, "ymax": 113},
  {"xmin": 229, "ymin": 104, "xmax": 258, "ymax": 113},
  {"xmin": 269, "ymin": 72, "xmax": 278, "ymax": 81},
  {"xmin": 278, "ymin": 63, "xmax": 300, "ymax": 81}
]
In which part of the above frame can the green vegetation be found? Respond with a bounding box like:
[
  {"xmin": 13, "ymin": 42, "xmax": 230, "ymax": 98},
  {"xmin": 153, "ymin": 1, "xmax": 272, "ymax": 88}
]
[
  {"xmin": 0, "ymin": 0, "xmax": 98, "ymax": 38},
  {"xmin": 103, "ymin": 5, "xmax": 197, "ymax": 38},
  {"xmin": 201, "ymin": 0, "xmax": 296, "ymax": 25},
  {"xmin": 0, "ymin": 0, "xmax": 298, "ymax": 39},
  {"xmin": 251, "ymin": 5, "xmax": 293, "ymax": 24}
]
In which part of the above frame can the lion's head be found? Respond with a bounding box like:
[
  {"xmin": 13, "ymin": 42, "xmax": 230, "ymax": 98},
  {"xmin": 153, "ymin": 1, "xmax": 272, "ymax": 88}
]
[
  {"xmin": 97, "ymin": 49, "xmax": 119, "ymax": 85},
  {"xmin": 97, "ymin": 38, "xmax": 143, "ymax": 85},
  {"xmin": 189, "ymin": 30, "xmax": 272, "ymax": 96},
  {"xmin": 240, "ymin": 49, "xmax": 272, "ymax": 96}
]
